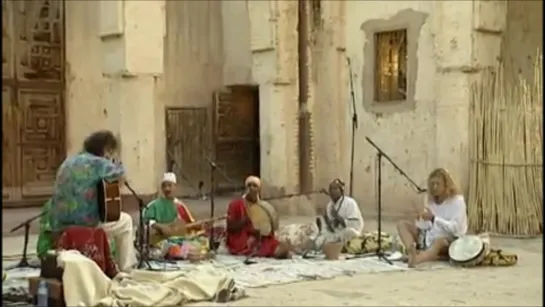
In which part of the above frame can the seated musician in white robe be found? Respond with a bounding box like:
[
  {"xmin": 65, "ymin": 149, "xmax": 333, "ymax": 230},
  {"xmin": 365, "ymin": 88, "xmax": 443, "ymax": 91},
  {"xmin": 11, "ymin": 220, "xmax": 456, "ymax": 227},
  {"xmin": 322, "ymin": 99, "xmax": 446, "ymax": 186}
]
[
  {"xmin": 397, "ymin": 168, "xmax": 468, "ymax": 268},
  {"xmin": 313, "ymin": 179, "xmax": 364, "ymax": 249}
]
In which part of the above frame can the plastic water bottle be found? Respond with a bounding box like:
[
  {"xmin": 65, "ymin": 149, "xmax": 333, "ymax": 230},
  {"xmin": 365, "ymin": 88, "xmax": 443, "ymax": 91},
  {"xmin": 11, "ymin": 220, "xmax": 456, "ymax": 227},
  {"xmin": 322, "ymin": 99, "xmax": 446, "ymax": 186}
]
[
  {"xmin": 36, "ymin": 279, "xmax": 48, "ymax": 307},
  {"xmin": 390, "ymin": 234, "xmax": 399, "ymax": 254}
]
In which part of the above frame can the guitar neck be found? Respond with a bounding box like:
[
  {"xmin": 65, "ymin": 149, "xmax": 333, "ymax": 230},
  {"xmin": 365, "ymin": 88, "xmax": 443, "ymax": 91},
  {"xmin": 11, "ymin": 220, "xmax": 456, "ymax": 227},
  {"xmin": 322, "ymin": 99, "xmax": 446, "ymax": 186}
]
[{"xmin": 186, "ymin": 216, "xmax": 227, "ymax": 228}]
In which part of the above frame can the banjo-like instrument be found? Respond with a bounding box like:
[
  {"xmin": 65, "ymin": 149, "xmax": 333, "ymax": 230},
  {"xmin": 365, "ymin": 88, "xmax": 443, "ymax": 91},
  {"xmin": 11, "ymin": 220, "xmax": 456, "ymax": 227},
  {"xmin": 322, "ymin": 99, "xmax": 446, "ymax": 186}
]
[{"xmin": 149, "ymin": 215, "xmax": 227, "ymax": 245}]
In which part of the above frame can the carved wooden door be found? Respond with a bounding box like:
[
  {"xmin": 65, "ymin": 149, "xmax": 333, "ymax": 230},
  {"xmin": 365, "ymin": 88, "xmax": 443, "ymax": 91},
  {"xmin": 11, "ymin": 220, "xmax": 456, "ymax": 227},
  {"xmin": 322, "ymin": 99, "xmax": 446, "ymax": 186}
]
[
  {"xmin": 2, "ymin": 0, "xmax": 65, "ymax": 204},
  {"xmin": 213, "ymin": 86, "xmax": 259, "ymax": 190}
]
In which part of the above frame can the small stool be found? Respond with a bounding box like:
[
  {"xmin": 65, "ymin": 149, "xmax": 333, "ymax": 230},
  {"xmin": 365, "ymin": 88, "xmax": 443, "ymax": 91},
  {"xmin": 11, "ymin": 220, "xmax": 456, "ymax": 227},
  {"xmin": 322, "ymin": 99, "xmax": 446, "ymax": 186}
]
[{"xmin": 40, "ymin": 252, "xmax": 63, "ymax": 280}]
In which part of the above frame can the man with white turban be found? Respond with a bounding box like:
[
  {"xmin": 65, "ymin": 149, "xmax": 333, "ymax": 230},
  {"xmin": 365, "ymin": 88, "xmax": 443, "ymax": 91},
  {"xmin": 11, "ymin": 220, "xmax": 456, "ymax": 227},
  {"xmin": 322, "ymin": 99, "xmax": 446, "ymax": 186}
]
[
  {"xmin": 225, "ymin": 176, "xmax": 292, "ymax": 259},
  {"xmin": 144, "ymin": 172, "xmax": 210, "ymax": 258}
]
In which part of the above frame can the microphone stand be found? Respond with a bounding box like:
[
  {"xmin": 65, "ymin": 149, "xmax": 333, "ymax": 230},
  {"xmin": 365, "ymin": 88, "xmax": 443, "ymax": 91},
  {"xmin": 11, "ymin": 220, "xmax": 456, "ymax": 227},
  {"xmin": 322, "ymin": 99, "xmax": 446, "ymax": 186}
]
[
  {"xmin": 365, "ymin": 137, "xmax": 426, "ymax": 265},
  {"xmin": 205, "ymin": 157, "xmax": 219, "ymax": 252},
  {"xmin": 124, "ymin": 182, "xmax": 152, "ymax": 270},
  {"xmin": 7, "ymin": 211, "xmax": 47, "ymax": 269},
  {"xmin": 346, "ymin": 57, "xmax": 358, "ymax": 197}
]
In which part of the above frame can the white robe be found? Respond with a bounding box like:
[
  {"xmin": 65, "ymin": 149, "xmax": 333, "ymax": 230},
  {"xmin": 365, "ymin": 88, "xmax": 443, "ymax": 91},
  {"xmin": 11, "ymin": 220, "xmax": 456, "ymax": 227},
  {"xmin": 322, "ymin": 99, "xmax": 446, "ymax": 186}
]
[
  {"xmin": 415, "ymin": 194, "xmax": 468, "ymax": 247},
  {"xmin": 314, "ymin": 196, "xmax": 364, "ymax": 247}
]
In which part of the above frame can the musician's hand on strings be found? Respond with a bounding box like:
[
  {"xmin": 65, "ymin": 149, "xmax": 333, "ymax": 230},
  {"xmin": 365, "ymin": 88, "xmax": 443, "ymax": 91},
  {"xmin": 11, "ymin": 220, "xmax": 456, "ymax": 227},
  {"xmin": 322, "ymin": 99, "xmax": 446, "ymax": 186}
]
[{"xmin": 420, "ymin": 208, "xmax": 435, "ymax": 221}]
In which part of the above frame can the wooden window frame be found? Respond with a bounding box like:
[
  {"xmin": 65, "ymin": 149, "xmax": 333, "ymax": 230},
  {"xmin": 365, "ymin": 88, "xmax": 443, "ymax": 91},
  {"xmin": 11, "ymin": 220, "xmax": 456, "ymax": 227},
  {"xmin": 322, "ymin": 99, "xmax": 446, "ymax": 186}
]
[{"xmin": 373, "ymin": 29, "xmax": 408, "ymax": 104}]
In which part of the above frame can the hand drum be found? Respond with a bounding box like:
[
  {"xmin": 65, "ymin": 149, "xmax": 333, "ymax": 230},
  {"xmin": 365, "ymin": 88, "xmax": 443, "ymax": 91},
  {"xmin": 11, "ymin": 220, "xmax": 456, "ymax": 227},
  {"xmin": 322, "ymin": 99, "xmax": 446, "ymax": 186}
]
[{"xmin": 247, "ymin": 201, "xmax": 279, "ymax": 236}]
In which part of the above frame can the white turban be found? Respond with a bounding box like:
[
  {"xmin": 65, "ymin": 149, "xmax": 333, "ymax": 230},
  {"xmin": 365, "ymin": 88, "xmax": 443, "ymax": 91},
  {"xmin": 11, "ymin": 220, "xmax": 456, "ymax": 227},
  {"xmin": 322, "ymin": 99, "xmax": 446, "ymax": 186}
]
[
  {"xmin": 162, "ymin": 172, "xmax": 177, "ymax": 184},
  {"xmin": 244, "ymin": 175, "xmax": 261, "ymax": 188}
]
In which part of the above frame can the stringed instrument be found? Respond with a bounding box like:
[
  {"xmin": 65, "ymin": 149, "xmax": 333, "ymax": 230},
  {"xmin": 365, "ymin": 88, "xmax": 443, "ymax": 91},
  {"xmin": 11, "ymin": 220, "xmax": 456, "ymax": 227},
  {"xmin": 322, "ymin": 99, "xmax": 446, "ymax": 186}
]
[
  {"xmin": 96, "ymin": 180, "xmax": 122, "ymax": 222},
  {"xmin": 149, "ymin": 215, "xmax": 227, "ymax": 245}
]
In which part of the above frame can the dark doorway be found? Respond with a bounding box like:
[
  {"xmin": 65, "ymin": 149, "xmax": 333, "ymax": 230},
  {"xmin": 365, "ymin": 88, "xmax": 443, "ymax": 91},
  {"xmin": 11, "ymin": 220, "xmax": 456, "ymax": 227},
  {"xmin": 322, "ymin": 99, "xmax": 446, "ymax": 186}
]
[{"xmin": 213, "ymin": 85, "xmax": 260, "ymax": 192}]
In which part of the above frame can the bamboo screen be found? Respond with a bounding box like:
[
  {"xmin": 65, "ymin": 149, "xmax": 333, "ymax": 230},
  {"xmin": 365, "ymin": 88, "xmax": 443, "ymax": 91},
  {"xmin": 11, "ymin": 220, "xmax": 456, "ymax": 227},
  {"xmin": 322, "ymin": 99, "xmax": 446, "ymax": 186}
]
[{"xmin": 468, "ymin": 52, "xmax": 543, "ymax": 237}]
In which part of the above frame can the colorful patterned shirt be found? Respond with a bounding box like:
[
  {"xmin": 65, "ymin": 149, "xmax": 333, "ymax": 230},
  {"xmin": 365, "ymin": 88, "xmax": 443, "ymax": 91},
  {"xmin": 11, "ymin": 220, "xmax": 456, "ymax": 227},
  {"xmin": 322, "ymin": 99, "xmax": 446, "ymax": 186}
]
[{"xmin": 49, "ymin": 152, "xmax": 125, "ymax": 232}]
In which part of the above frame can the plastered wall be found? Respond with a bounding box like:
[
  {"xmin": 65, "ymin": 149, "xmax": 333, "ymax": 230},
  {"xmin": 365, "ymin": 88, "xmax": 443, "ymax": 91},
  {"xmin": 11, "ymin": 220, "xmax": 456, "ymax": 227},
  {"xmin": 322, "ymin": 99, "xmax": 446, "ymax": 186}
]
[
  {"xmin": 65, "ymin": 1, "xmax": 164, "ymax": 194},
  {"xmin": 340, "ymin": 2, "xmax": 441, "ymax": 217},
  {"xmin": 500, "ymin": 1, "xmax": 543, "ymax": 83},
  {"xmin": 64, "ymin": 1, "xmax": 302, "ymax": 202},
  {"xmin": 316, "ymin": 0, "xmax": 541, "ymax": 218},
  {"xmin": 64, "ymin": 1, "xmax": 108, "ymax": 155},
  {"xmin": 63, "ymin": 0, "xmax": 541, "ymax": 216}
]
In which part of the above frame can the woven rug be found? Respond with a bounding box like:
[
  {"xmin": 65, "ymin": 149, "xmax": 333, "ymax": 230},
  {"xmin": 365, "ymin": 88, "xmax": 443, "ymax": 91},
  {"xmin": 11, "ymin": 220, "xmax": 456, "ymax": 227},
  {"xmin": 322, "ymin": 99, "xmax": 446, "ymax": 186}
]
[{"xmin": 2, "ymin": 251, "xmax": 450, "ymax": 304}]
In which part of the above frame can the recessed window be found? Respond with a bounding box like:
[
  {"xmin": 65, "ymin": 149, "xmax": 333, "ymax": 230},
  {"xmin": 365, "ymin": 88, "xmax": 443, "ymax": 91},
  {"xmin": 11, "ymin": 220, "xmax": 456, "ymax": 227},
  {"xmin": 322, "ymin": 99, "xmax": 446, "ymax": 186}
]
[{"xmin": 374, "ymin": 29, "xmax": 408, "ymax": 102}]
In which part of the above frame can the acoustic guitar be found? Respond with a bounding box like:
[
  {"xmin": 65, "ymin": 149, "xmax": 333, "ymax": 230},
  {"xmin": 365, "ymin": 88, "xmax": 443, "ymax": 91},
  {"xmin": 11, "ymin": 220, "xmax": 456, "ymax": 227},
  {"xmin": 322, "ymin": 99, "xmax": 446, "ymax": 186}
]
[{"xmin": 96, "ymin": 180, "xmax": 122, "ymax": 222}]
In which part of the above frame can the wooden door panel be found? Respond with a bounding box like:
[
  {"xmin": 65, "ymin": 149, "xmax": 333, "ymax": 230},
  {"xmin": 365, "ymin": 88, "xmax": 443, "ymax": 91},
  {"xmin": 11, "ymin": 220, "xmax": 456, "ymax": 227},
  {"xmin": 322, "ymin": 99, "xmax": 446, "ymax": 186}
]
[
  {"xmin": 215, "ymin": 141, "xmax": 255, "ymax": 186},
  {"xmin": 213, "ymin": 86, "xmax": 258, "ymax": 189},
  {"xmin": 19, "ymin": 89, "xmax": 64, "ymax": 197},
  {"xmin": 1, "ymin": 0, "xmax": 66, "ymax": 204},
  {"xmin": 214, "ymin": 88, "xmax": 257, "ymax": 141},
  {"xmin": 2, "ymin": 86, "xmax": 20, "ymax": 201},
  {"xmin": 2, "ymin": 0, "xmax": 14, "ymax": 79},
  {"xmin": 166, "ymin": 107, "xmax": 211, "ymax": 195},
  {"xmin": 15, "ymin": 0, "xmax": 63, "ymax": 82}
]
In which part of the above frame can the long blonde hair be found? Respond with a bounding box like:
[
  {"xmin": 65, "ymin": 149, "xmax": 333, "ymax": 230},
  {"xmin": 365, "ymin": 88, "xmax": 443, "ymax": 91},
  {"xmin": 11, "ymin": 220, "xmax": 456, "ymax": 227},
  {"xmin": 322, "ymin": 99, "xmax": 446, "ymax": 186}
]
[{"xmin": 427, "ymin": 168, "xmax": 461, "ymax": 199}]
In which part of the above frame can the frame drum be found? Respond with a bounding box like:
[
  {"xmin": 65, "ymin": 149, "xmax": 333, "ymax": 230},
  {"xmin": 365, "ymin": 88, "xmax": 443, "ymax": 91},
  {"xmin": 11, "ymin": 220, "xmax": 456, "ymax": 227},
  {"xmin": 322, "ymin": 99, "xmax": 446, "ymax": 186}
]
[
  {"xmin": 448, "ymin": 235, "xmax": 488, "ymax": 267},
  {"xmin": 247, "ymin": 201, "xmax": 279, "ymax": 236}
]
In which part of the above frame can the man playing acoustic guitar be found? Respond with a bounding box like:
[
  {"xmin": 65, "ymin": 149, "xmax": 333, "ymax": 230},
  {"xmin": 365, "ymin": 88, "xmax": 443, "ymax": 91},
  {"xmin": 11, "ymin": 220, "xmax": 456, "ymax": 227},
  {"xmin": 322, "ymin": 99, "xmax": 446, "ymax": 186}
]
[
  {"xmin": 143, "ymin": 172, "xmax": 219, "ymax": 259},
  {"xmin": 37, "ymin": 130, "xmax": 137, "ymax": 273},
  {"xmin": 225, "ymin": 176, "xmax": 292, "ymax": 259}
]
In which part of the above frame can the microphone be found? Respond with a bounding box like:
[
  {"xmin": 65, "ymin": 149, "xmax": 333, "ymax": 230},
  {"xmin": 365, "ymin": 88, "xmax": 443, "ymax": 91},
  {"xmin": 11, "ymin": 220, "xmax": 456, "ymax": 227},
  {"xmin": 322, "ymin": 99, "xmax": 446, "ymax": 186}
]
[{"xmin": 205, "ymin": 157, "xmax": 217, "ymax": 169}]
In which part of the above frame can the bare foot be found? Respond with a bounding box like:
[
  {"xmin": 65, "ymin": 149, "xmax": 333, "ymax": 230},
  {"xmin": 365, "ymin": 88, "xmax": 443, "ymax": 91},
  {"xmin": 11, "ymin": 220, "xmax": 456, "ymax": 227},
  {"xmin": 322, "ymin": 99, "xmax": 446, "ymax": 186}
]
[{"xmin": 407, "ymin": 247, "xmax": 417, "ymax": 268}]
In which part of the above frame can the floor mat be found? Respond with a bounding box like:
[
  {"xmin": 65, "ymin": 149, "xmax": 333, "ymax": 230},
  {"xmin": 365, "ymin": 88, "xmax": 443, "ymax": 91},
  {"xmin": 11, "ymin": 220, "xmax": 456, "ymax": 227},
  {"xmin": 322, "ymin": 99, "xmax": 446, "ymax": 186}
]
[
  {"xmin": 2, "ymin": 251, "xmax": 450, "ymax": 301},
  {"xmin": 148, "ymin": 253, "xmax": 450, "ymax": 288}
]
